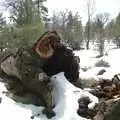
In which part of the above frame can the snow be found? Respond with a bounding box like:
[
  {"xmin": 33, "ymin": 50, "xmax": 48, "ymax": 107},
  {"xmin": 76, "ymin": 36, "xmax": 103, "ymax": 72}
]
[
  {"xmin": 0, "ymin": 82, "xmax": 46, "ymax": 120},
  {"xmin": 51, "ymin": 72, "xmax": 98, "ymax": 120},
  {"xmin": 74, "ymin": 49, "xmax": 98, "ymax": 69},
  {"xmin": 74, "ymin": 43, "xmax": 120, "ymax": 81},
  {"xmin": 0, "ymin": 72, "xmax": 98, "ymax": 120}
]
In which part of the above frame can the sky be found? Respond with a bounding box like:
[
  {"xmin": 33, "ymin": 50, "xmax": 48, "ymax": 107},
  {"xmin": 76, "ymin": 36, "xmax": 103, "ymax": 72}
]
[
  {"xmin": 0, "ymin": 0, "xmax": 120, "ymax": 25},
  {"xmin": 45, "ymin": 0, "xmax": 120, "ymax": 25}
]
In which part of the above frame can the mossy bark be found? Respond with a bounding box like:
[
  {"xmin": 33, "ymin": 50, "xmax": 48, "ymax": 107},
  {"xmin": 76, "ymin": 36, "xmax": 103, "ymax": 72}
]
[{"xmin": 0, "ymin": 48, "xmax": 54, "ymax": 110}]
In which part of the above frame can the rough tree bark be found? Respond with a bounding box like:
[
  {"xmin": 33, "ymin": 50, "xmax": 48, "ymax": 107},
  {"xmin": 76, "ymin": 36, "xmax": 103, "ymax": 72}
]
[
  {"xmin": 0, "ymin": 31, "xmax": 80, "ymax": 118},
  {"xmin": 0, "ymin": 47, "xmax": 54, "ymax": 118}
]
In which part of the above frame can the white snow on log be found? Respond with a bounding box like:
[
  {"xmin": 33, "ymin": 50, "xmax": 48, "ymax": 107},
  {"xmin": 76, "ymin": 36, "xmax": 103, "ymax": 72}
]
[{"xmin": 51, "ymin": 72, "xmax": 98, "ymax": 120}]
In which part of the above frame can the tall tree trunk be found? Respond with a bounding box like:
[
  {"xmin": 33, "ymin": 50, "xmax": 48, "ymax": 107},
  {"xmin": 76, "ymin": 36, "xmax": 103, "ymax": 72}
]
[{"xmin": 86, "ymin": 18, "xmax": 90, "ymax": 50}]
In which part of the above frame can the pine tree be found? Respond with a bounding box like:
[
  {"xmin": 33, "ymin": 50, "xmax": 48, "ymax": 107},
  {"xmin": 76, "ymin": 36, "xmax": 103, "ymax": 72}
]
[
  {"xmin": 0, "ymin": 13, "xmax": 6, "ymax": 31},
  {"xmin": 115, "ymin": 13, "xmax": 120, "ymax": 37},
  {"xmin": 114, "ymin": 13, "xmax": 120, "ymax": 48},
  {"xmin": 0, "ymin": 13, "xmax": 6, "ymax": 51},
  {"xmin": 5, "ymin": 0, "xmax": 48, "ymax": 25}
]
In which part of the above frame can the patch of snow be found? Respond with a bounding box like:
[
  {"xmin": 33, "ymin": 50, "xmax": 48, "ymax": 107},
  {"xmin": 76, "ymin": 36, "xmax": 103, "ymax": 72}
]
[
  {"xmin": 0, "ymin": 82, "xmax": 47, "ymax": 120},
  {"xmin": 75, "ymin": 46, "xmax": 120, "ymax": 81},
  {"xmin": 80, "ymin": 67, "xmax": 109, "ymax": 80},
  {"xmin": 74, "ymin": 50, "xmax": 98, "ymax": 69}
]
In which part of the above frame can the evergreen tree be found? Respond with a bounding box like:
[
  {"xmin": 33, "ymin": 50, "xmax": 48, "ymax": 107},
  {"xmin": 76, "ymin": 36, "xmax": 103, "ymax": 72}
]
[
  {"xmin": 5, "ymin": 0, "xmax": 47, "ymax": 25},
  {"xmin": 0, "ymin": 0, "xmax": 47, "ymax": 52},
  {"xmin": 0, "ymin": 13, "xmax": 6, "ymax": 51},
  {"xmin": 0, "ymin": 13, "xmax": 6, "ymax": 31},
  {"xmin": 105, "ymin": 20, "xmax": 115, "ymax": 40},
  {"xmin": 115, "ymin": 13, "xmax": 120, "ymax": 37},
  {"xmin": 114, "ymin": 13, "xmax": 120, "ymax": 48},
  {"xmin": 94, "ymin": 13, "xmax": 110, "ymax": 56}
]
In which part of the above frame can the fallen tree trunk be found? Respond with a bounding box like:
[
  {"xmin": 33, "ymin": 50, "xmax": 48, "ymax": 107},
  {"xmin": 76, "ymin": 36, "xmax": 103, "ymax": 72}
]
[{"xmin": 0, "ymin": 31, "xmax": 80, "ymax": 118}]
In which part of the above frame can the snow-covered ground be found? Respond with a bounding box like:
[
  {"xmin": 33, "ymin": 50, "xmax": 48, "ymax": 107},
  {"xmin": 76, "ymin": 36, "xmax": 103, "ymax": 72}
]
[
  {"xmin": 0, "ymin": 72, "xmax": 98, "ymax": 120},
  {"xmin": 0, "ymin": 41, "xmax": 120, "ymax": 120},
  {"xmin": 74, "ymin": 42, "xmax": 120, "ymax": 81}
]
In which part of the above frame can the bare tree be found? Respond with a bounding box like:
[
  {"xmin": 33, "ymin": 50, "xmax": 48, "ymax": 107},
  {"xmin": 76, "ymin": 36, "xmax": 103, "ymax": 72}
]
[
  {"xmin": 85, "ymin": 0, "xmax": 96, "ymax": 49},
  {"xmin": 50, "ymin": 10, "xmax": 69, "ymax": 38},
  {"xmin": 50, "ymin": 12, "xmax": 61, "ymax": 32},
  {"xmin": 95, "ymin": 13, "xmax": 110, "ymax": 57},
  {"xmin": 95, "ymin": 13, "xmax": 110, "ymax": 25},
  {"xmin": 59, "ymin": 9, "xmax": 69, "ymax": 38}
]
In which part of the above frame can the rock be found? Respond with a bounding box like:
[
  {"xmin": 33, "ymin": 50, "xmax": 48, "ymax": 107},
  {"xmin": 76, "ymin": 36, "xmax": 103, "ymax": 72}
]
[
  {"xmin": 78, "ymin": 96, "xmax": 91, "ymax": 105},
  {"xmin": 42, "ymin": 108, "xmax": 56, "ymax": 119},
  {"xmin": 89, "ymin": 88, "xmax": 105, "ymax": 98},
  {"xmin": 97, "ymin": 69, "xmax": 106, "ymax": 75},
  {"xmin": 77, "ymin": 96, "xmax": 97, "ymax": 119},
  {"xmin": 81, "ymin": 66, "xmax": 91, "ymax": 72},
  {"xmin": 30, "ymin": 116, "xmax": 34, "ymax": 119},
  {"xmin": 30, "ymin": 113, "xmax": 40, "ymax": 119}
]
